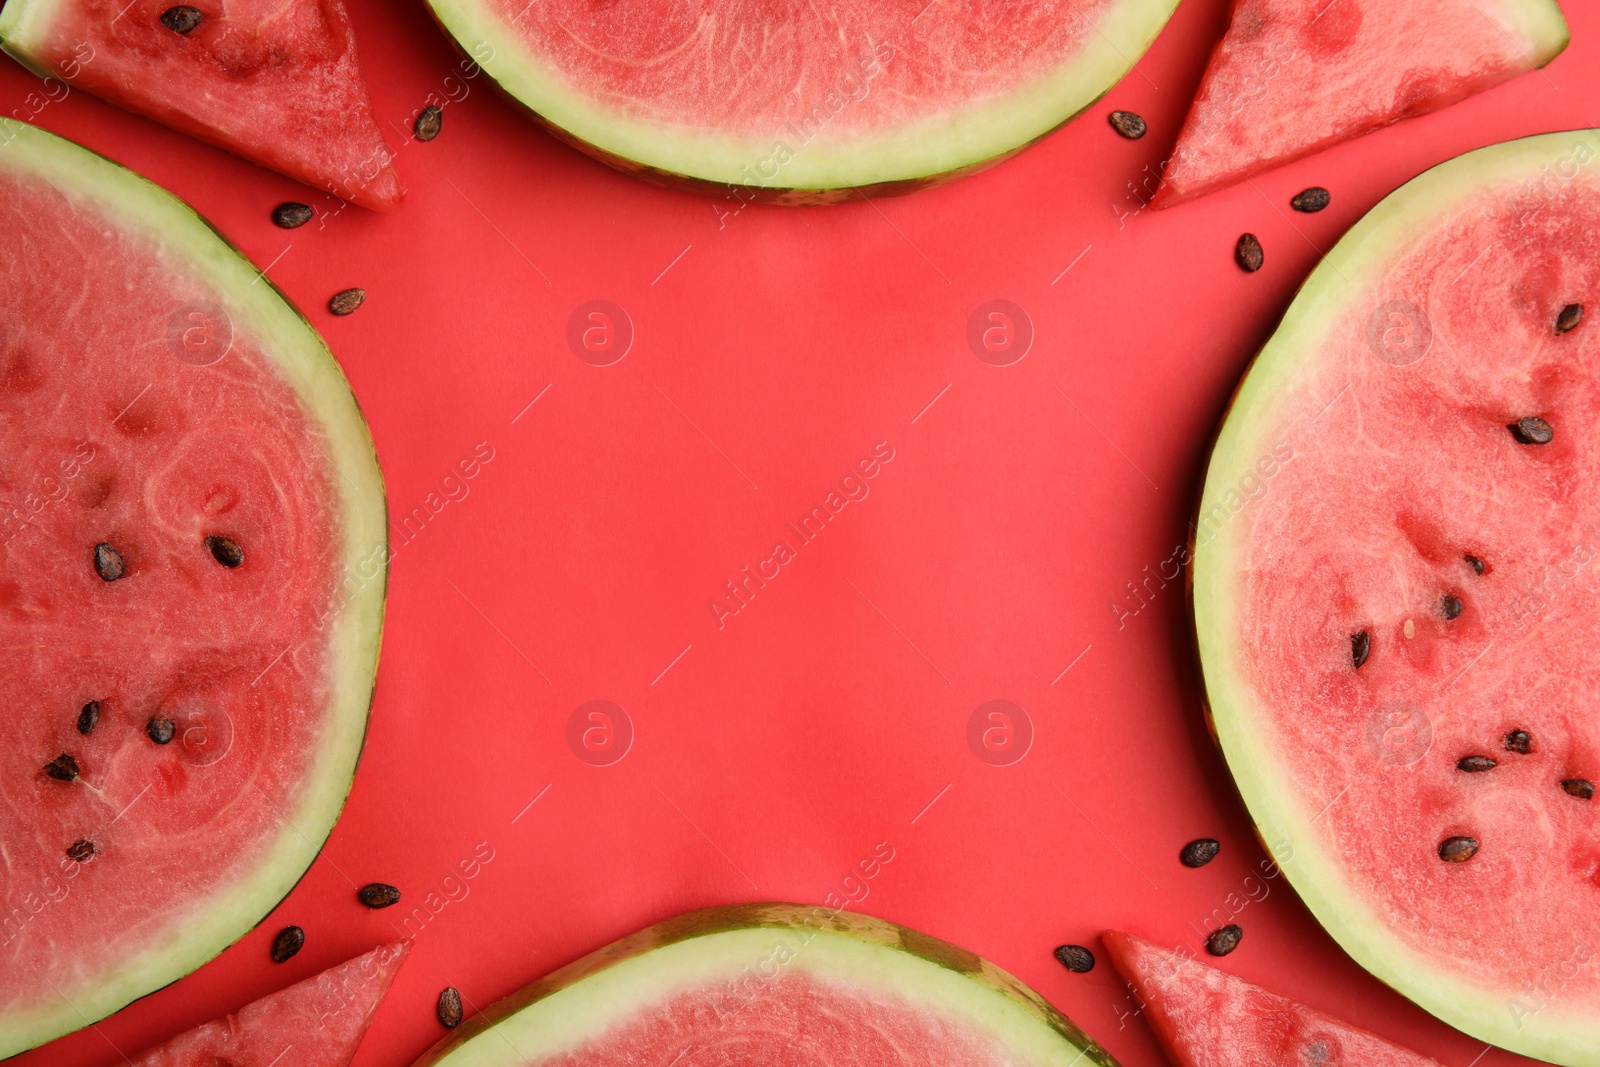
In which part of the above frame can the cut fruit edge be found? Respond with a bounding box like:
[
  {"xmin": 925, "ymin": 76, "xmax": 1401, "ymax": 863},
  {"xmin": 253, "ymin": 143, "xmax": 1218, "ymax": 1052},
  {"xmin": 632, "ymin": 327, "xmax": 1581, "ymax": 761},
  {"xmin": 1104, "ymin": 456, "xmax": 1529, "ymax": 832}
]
[
  {"xmin": 412, "ymin": 903, "xmax": 1119, "ymax": 1067},
  {"xmin": 0, "ymin": 118, "xmax": 388, "ymax": 1057},
  {"xmin": 1190, "ymin": 128, "xmax": 1600, "ymax": 1067},
  {"xmin": 421, "ymin": 0, "xmax": 1180, "ymax": 197}
]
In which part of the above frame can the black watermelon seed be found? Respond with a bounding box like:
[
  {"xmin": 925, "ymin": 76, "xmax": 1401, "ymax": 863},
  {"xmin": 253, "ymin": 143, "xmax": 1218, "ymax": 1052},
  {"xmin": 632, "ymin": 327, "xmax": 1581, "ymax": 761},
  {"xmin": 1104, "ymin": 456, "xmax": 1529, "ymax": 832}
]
[
  {"xmin": 1505, "ymin": 729, "xmax": 1533, "ymax": 754},
  {"xmin": 159, "ymin": 5, "xmax": 202, "ymax": 33},
  {"xmin": 65, "ymin": 839, "xmax": 96, "ymax": 863},
  {"xmin": 414, "ymin": 105, "xmax": 443, "ymax": 142},
  {"xmin": 44, "ymin": 754, "xmax": 80, "ymax": 781},
  {"xmin": 1457, "ymin": 755, "xmax": 1497, "ymax": 772},
  {"xmin": 77, "ymin": 700, "xmax": 100, "ymax": 735},
  {"xmin": 1053, "ymin": 944, "xmax": 1095, "ymax": 973},
  {"xmin": 329, "ymin": 288, "xmax": 366, "ymax": 316},
  {"xmin": 205, "ymin": 535, "xmax": 244, "ymax": 568},
  {"xmin": 1556, "ymin": 304, "xmax": 1584, "ymax": 334},
  {"xmin": 271, "ymin": 925, "xmax": 305, "ymax": 963},
  {"xmin": 1441, "ymin": 595, "xmax": 1463, "ymax": 620},
  {"xmin": 359, "ymin": 882, "xmax": 401, "ymax": 909},
  {"xmin": 437, "ymin": 986, "xmax": 464, "ymax": 1028},
  {"xmin": 93, "ymin": 542, "xmax": 126, "ymax": 582},
  {"xmin": 1180, "ymin": 838, "xmax": 1221, "ymax": 868},
  {"xmin": 1351, "ymin": 630, "xmax": 1371, "ymax": 669},
  {"xmin": 1235, "ymin": 233, "xmax": 1265, "ymax": 273},
  {"xmin": 1206, "ymin": 925, "xmax": 1243, "ymax": 957},
  {"xmin": 1464, "ymin": 554, "xmax": 1486, "ymax": 576},
  {"xmin": 1108, "ymin": 110, "xmax": 1147, "ymax": 139},
  {"xmin": 1438, "ymin": 836, "xmax": 1479, "ymax": 863},
  {"xmin": 1509, "ymin": 417, "xmax": 1554, "ymax": 445},
  {"xmin": 1562, "ymin": 778, "xmax": 1595, "ymax": 800},
  {"xmin": 1291, "ymin": 187, "xmax": 1331, "ymax": 213},
  {"xmin": 272, "ymin": 202, "xmax": 313, "ymax": 229},
  {"xmin": 147, "ymin": 717, "xmax": 176, "ymax": 745}
]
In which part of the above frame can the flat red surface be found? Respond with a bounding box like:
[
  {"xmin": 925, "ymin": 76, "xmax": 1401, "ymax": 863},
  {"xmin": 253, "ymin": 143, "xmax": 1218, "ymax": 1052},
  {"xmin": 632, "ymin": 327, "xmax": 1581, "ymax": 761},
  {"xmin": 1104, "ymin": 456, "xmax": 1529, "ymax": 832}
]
[{"xmin": 5, "ymin": 3, "xmax": 1598, "ymax": 1065}]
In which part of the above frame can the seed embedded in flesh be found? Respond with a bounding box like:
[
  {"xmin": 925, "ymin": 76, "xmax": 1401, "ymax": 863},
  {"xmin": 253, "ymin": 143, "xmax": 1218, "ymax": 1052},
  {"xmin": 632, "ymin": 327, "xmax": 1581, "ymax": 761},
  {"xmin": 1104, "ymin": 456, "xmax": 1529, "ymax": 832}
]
[
  {"xmin": 66, "ymin": 839, "xmax": 96, "ymax": 862},
  {"xmin": 1505, "ymin": 729, "xmax": 1533, "ymax": 754},
  {"xmin": 272, "ymin": 202, "xmax": 313, "ymax": 229},
  {"xmin": 359, "ymin": 882, "xmax": 401, "ymax": 909},
  {"xmin": 1457, "ymin": 755, "xmax": 1497, "ymax": 772},
  {"xmin": 1235, "ymin": 233, "xmax": 1265, "ymax": 273},
  {"xmin": 437, "ymin": 987, "xmax": 464, "ymax": 1028},
  {"xmin": 1562, "ymin": 778, "xmax": 1595, "ymax": 801},
  {"xmin": 1291, "ymin": 186, "xmax": 1331, "ymax": 213},
  {"xmin": 159, "ymin": 5, "xmax": 202, "ymax": 33},
  {"xmin": 1509, "ymin": 416, "xmax": 1554, "ymax": 445},
  {"xmin": 1464, "ymin": 554, "xmax": 1486, "ymax": 576},
  {"xmin": 328, "ymin": 288, "xmax": 366, "ymax": 316},
  {"xmin": 1556, "ymin": 303, "xmax": 1584, "ymax": 334},
  {"xmin": 77, "ymin": 700, "xmax": 100, "ymax": 735},
  {"xmin": 147, "ymin": 717, "xmax": 176, "ymax": 744},
  {"xmin": 414, "ymin": 105, "xmax": 443, "ymax": 142},
  {"xmin": 1108, "ymin": 110, "xmax": 1147, "ymax": 139},
  {"xmin": 1351, "ymin": 630, "xmax": 1371, "ymax": 669},
  {"xmin": 1053, "ymin": 944, "xmax": 1095, "ymax": 973},
  {"xmin": 1441, "ymin": 595, "xmax": 1463, "ymax": 620},
  {"xmin": 1438, "ymin": 836, "xmax": 1479, "ymax": 863},
  {"xmin": 93, "ymin": 542, "xmax": 126, "ymax": 581},
  {"xmin": 1180, "ymin": 838, "xmax": 1221, "ymax": 868},
  {"xmin": 1206, "ymin": 925, "xmax": 1243, "ymax": 957},
  {"xmin": 44, "ymin": 754, "xmax": 80, "ymax": 781},
  {"xmin": 271, "ymin": 925, "xmax": 305, "ymax": 963},
  {"xmin": 205, "ymin": 534, "xmax": 244, "ymax": 568}
]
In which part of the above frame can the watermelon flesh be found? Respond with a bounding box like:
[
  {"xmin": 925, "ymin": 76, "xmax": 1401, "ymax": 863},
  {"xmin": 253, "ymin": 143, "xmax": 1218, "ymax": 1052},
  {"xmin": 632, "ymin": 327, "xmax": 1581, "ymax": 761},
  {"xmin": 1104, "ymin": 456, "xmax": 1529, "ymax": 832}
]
[
  {"xmin": 414, "ymin": 903, "xmax": 1119, "ymax": 1067},
  {"xmin": 0, "ymin": 0, "xmax": 403, "ymax": 211},
  {"xmin": 0, "ymin": 121, "xmax": 386, "ymax": 1055},
  {"xmin": 127, "ymin": 941, "xmax": 408, "ymax": 1067},
  {"xmin": 1152, "ymin": 0, "xmax": 1569, "ymax": 207},
  {"xmin": 424, "ymin": 0, "xmax": 1182, "ymax": 199},
  {"xmin": 1103, "ymin": 931, "xmax": 1443, "ymax": 1067},
  {"xmin": 1193, "ymin": 129, "xmax": 1600, "ymax": 1065}
]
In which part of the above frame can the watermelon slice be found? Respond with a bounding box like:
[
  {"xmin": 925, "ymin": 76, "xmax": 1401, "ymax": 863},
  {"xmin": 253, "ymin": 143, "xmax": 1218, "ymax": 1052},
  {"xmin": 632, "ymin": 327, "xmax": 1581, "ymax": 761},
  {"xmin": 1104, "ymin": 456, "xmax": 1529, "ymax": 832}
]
[
  {"xmin": 1103, "ymin": 931, "xmax": 1443, "ymax": 1066},
  {"xmin": 0, "ymin": 0, "xmax": 404, "ymax": 211},
  {"xmin": 1193, "ymin": 128, "xmax": 1600, "ymax": 1065},
  {"xmin": 413, "ymin": 903, "xmax": 1120, "ymax": 1067},
  {"xmin": 1152, "ymin": 0, "xmax": 1570, "ymax": 208},
  {"xmin": 0, "ymin": 120, "xmax": 386, "ymax": 1055},
  {"xmin": 126, "ymin": 941, "xmax": 409, "ymax": 1067},
  {"xmin": 423, "ymin": 0, "xmax": 1181, "ymax": 202}
]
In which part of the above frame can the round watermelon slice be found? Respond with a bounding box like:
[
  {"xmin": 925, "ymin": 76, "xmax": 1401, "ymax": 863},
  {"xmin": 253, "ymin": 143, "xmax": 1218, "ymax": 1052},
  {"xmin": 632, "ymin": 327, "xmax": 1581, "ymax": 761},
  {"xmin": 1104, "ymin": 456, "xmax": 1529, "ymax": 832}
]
[
  {"xmin": 0, "ymin": 120, "xmax": 386, "ymax": 1056},
  {"xmin": 413, "ymin": 903, "xmax": 1120, "ymax": 1067},
  {"xmin": 1193, "ymin": 129, "xmax": 1600, "ymax": 1065},
  {"xmin": 422, "ymin": 0, "xmax": 1181, "ymax": 202}
]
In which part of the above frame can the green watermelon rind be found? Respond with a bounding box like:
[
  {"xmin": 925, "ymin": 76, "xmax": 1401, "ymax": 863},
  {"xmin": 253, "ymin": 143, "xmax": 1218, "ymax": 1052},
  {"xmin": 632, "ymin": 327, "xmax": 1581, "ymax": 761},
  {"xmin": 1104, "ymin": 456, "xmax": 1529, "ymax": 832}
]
[
  {"xmin": 1192, "ymin": 129, "xmax": 1600, "ymax": 1067},
  {"xmin": 420, "ymin": 0, "xmax": 1180, "ymax": 199},
  {"xmin": 0, "ymin": 119, "xmax": 388, "ymax": 1057},
  {"xmin": 410, "ymin": 903, "xmax": 1121, "ymax": 1067}
]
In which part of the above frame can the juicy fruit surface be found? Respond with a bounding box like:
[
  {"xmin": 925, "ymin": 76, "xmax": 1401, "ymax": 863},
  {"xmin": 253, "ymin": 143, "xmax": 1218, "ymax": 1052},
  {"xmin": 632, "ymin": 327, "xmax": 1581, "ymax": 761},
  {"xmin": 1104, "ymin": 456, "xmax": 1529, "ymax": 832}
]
[
  {"xmin": 1103, "ymin": 931, "xmax": 1442, "ymax": 1067},
  {"xmin": 1154, "ymin": 0, "xmax": 1567, "ymax": 207},
  {"xmin": 129, "ymin": 942, "xmax": 408, "ymax": 1067},
  {"xmin": 484, "ymin": 1, "xmax": 1115, "ymax": 138},
  {"xmin": 0, "ymin": 122, "xmax": 382, "ymax": 1054},
  {"xmin": 0, "ymin": 0, "xmax": 402, "ymax": 209}
]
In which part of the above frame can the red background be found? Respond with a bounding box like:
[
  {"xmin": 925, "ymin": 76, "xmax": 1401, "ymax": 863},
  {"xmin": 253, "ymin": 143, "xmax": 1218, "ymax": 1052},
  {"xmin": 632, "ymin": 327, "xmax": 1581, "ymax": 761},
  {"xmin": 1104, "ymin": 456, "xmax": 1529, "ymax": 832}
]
[{"xmin": 6, "ymin": 2, "xmax": 1599, "ymax": 1065}]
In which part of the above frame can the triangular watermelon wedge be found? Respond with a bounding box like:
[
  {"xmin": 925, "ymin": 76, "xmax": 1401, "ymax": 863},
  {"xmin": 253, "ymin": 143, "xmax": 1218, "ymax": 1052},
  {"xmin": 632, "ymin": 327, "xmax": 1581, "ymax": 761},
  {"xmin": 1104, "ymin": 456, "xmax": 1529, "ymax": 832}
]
[
  {"xmin": 125, "ymin": 941, "xmax": 410, "ymax": 1067},
  {"xmin": 1103, "ymin": 931, "xmax": 1443, "ymax": 1066},
  {"xmin": 1151, "ymin": 0, "xmax": 1569, "ymax": 208},
  {"xmin": 0, "ymin": 0, "xmax": 403, "ymax": 211}
]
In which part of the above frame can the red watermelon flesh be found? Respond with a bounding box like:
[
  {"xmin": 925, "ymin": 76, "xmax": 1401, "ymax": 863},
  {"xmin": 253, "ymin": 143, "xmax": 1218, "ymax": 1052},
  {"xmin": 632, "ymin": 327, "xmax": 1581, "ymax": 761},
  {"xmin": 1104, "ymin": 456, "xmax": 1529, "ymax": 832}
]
[
  {"xmin": 1152, "ymin": 0, "xmax": 1569, "ymax": 208},
  {"xmin": 0, "ymin": 0, "xmax": 403, "ymax": 211},
  {"xmin": 129, "ymin": 941, "xmax": 408, "ymax": 1067},
  {"xmin": 1103, "ymin": 931, "xmax": 1443, "ymax": 1067}
]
